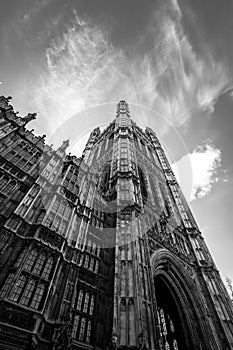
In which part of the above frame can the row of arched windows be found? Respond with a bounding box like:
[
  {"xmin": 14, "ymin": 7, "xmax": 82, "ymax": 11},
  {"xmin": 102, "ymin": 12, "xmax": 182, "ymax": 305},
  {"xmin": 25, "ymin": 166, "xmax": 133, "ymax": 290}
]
[
  {"xmin": 79, "ymin": 253, "xmax": 99, "ymax": 274},
  {"xmin": 16, "ymin": 185, "xmax": 40, "ymax": 217},
  {"xmin": 72, "ymin": 315, "xmax": 92, "ymax": 343},
  {"xmin": 0, "ymin": 123, "xmax": 14, "ymax": 137},
  {"xmin": 43, "ymin": 197, "xmax": 72, "ymax": 235},
  {"xmin": 15, "ymin": 248, "xmax": 55, "ymax": 280},
  {"xmin": 3, "ymin": 141, "xmax": 40, "ymax": 173},
  {"xmin": 76, "ymin": 290, "xmax": 95, "ymax": 315},
  {"xmin": 50, "ymin": 197, "xmax": 72, "ymax": 219},
  {"xmin": 63, "ymin": 165, "xmax": 79, "ymax": 195},
  {"xmin": 0, "ymin": 172, "xmax": 18, "ymax": 195},
  {"xmin": 85, "ymin": 239, "xmax": 101, "ymax": 256},
  {"xmin": 0, "ymin": 247, "xmax": 55, "ymax": 310},
  {"xmin": 9, "ymin": 274, "xmax": 46, "ymax": 310},
  {"xmin": 0, "ymin": 134, "xmax": 18, "ymax": 153}
]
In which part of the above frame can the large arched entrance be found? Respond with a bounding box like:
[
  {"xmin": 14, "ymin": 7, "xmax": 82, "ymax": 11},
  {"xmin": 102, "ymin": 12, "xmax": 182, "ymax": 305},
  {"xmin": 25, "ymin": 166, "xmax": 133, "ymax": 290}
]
[
  {"xmin": 155, "ymin": 274, "xmax": 193, "ymax": 350},
  {"xmin": 151, "ymin": 249, "xmax": 217, "ymax": 350}
]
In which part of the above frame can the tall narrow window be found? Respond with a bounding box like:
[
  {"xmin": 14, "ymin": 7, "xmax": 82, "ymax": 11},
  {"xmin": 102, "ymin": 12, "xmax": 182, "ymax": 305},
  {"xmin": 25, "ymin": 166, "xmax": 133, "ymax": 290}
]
[
  {"xmin": 0, "ymin": 273, "xmax": 14, "ymax": 298},
  {"xmin": 94, "ymin": 260, "xmax": 99, "ymax": 274},
  {"xmin": 84, "ymin": 255, "xmax": 90, "ymax": 269},
  {"xmin": 41, "ymin": 257, "xmax": 54, "ymax": 280},
  {"xmin": 33, "ymin": 253, "xmax": 46, "ymax": 275},
  {"xmin": 79, "ymin": 318, "xmax": 86, "ymax": 341},
  {"xmin": 89, "ymin": 295, "xmax": 95, "ymax": 315},
  {"xmin": 83, "ymin": 292, "xmax": 89, "ymax": 313},
  {"xmin": 21, "ymin": 279, "xmax": 36, "ymax": 306},
  {"xmin": 89, "ymin": 258, "xmax": 94, "ymax": 271},
  {"xmin": 58, "ymin": 201, "xmax": 66, "ymax": 216},
  {"xmin": 24, "ymin": 249, "xmax": 37, "ymax": 271},
  {"xmin": 86, "ymin": 320, "xmax": 92, "ymax": 343},
  {"xmin": 64, "ymin": 204, "xmax": 72, "ymax": 220},
  {"xmin": 3, "ymin": 180, "xmax": 17, "ymax": 195},
  {"xmin": 9, "ymin": 274, "xmax": 27, "ymax": 302},
  {"xmin": 30, "ymin": 283, "xmax": 45, "ymax": 309},
  {"xmin": 59, "ymin": 220, "xmax": 67, "ymax": 236},
  {"xmin": 0, "ymin": 176, "xmax": 9, "ymax": 191},
  {"xmin": 72, "ymin": 315, "xmax": 80, "ymax": 339},
  {"xmin": 0, "ymin": 231, "xmax": 8, "ymax": 251},
  {"xmin": 77, "ymin": 290, "xmax": 83, "ymax": 310}
]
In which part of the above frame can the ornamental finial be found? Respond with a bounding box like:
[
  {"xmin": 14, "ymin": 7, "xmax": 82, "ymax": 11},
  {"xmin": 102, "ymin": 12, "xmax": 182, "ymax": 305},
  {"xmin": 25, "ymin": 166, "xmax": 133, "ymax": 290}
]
[{"xmin": 116, "ymin": 100, "xmax": 129, "ymax": 115}]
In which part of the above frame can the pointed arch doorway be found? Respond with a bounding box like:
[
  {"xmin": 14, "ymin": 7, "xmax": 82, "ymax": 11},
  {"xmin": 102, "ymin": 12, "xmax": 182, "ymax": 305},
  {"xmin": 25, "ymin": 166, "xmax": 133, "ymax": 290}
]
[
  {"xmin": 152, "ymin": 250, "xmax": 216, "ymax": 350},
  {"xmin": 155, "ymin": 274, "xmax": 192, "ymax": 350}
]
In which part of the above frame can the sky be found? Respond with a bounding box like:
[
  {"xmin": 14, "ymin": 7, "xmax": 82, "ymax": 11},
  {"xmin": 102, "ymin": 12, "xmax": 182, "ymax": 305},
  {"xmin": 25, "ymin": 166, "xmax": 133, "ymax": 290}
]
[{"xmin": 0, "ymin": 0, "xmax": 233, "ymax": 291}]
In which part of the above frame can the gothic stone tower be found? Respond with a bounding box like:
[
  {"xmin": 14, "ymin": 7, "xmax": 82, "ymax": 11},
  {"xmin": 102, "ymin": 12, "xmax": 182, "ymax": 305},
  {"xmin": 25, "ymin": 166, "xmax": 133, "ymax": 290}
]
[{"xmin": 0, "ymin": 97, "xmax": 232, "ymax": 350}]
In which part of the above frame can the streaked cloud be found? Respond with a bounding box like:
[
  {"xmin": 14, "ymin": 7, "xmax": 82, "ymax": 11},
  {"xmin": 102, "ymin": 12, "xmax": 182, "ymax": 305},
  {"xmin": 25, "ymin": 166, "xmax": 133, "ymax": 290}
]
[
  {"xmin": 131, "ymin": 0, "xmax": 231, "ymax": 124},
  {"xmin": 172, "ymin": 140, "xmax": 223, "ymax": 202},
  {"xmin": 18, "ymin": 11, "xmax": 127, "ymax": 135},
  {"xmin": 16, "ymin": 0, "xmax": 232, "ymax": 139}
]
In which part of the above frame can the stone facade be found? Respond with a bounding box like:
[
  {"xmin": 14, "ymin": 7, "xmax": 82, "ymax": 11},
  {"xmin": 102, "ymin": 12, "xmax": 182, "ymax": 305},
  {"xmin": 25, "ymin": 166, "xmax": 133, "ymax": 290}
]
[{"xmin": 0, "ymin": 97, "xmax": 232, "ymax": 349}]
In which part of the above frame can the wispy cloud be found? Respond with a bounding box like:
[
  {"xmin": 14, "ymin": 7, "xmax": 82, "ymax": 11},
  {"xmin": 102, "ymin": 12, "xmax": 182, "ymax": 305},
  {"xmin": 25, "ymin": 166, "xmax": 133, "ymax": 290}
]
[
  {"xmin": 130, "ymin": 0, "xmax": 231, "ymax": 124},
  {"xmin": 19, "ymin": 11, "xmax": 127, "ymax": 135},
  {"xmin": 17, "ymin": 0, "xmax": 232, "ymax": 139},
  {"xmin": 172, "ymin": 140, "xmax": 223, "ymax": 202}
]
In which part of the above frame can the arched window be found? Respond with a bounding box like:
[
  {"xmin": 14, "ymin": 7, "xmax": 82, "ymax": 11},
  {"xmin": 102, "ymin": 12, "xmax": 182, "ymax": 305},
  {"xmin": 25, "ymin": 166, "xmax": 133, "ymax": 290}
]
[
  {"xmin": 89, "ymin": 295, "xmax": 95, "ymax": 315},
  {"xmin": 9, "ymin": 274, "xmax": 27, "ymax": 302},
  {"xmin": 24, "ymin": 249, "xmax": 37, "ymax": 271},
  {"xmin": 30, "ymin": 283, "xmax": 45, "ymax": 309},
  {"xmin": 79, "ymin": 254, "xmax": 84, "ymax": 266},
  {"xmin": 0, "ymin": 273, "xmax": 14, "ymax": 298},
  {"xmin": 89, "ymin": 258, "xmax": 94, "ymax": 271},
  {"xmin": 79, "ymin": 318, "xmax": 86, "ymax": 341},
  {"xmin": 6, "ymin": 216, "xmax": 21, "ymax": 230},
  {"xmin": 64, "ymin": 204, "xmax": 72, "ymax": 220},
  {"xmin": 84, "ymin": 255, "xmax": 90, "ymax": 269},
  {"xmin": 35, "ymin": 209, "xmax": 46, "ymax": 224},
  {"xmin": 96, "ymin": 244, "xmax": 101, "ymax": 257},
  {"xmin": 83, "ymin": 292, "xmax": 89, "ymax": 313},
  {"xmin": 77, "ymin": 290, "xmax": 83, "ymax": 310},
  {"xmin": 32, "ymin": 253, "xmax": 46, "ymax": 275},
  {"xmin": 86, "ymin": 320, "xmax": 92, "ymax": 343},
  {"xmin": 87, "ymin": 239, "xmax": 92, "ymax": 252},
  {"xmin": 0, "ymin": 176, "xmax": 9, "ymax": 190},
  {"xmin": 94, "ymin": 260, "xmax": 99, "ymax": 273},
  {"xmin": 3, "ymin": 180, "xmax": 17, "ymax": 194},
  {"xmin": 72, "ymin": 315, "xmax": 80, "ymax": 339},
  {"xmin": 51, "ymin": 198, "xmax": 60, "ymax": 212},
  {"xmin": 14, "ymin": 247, "xmax": 27, "ymax": 267},
  {"xmin": 92, "ymin": 242, "xmax": 97, "ymax": 254},
  {"xmin": 52, "ymin": 216, "xmax": 60, "ymax": 231},
  {"xmin": 20, "ymin": 278, "xmax": 36, "ymax": 306},
  {"xmin": 58, "ymin": 201, "xmax": 66, "ymax": 216},
  {"xmin": 41, "ymin": 257, "xmax": 54, "ymax": 280}
]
